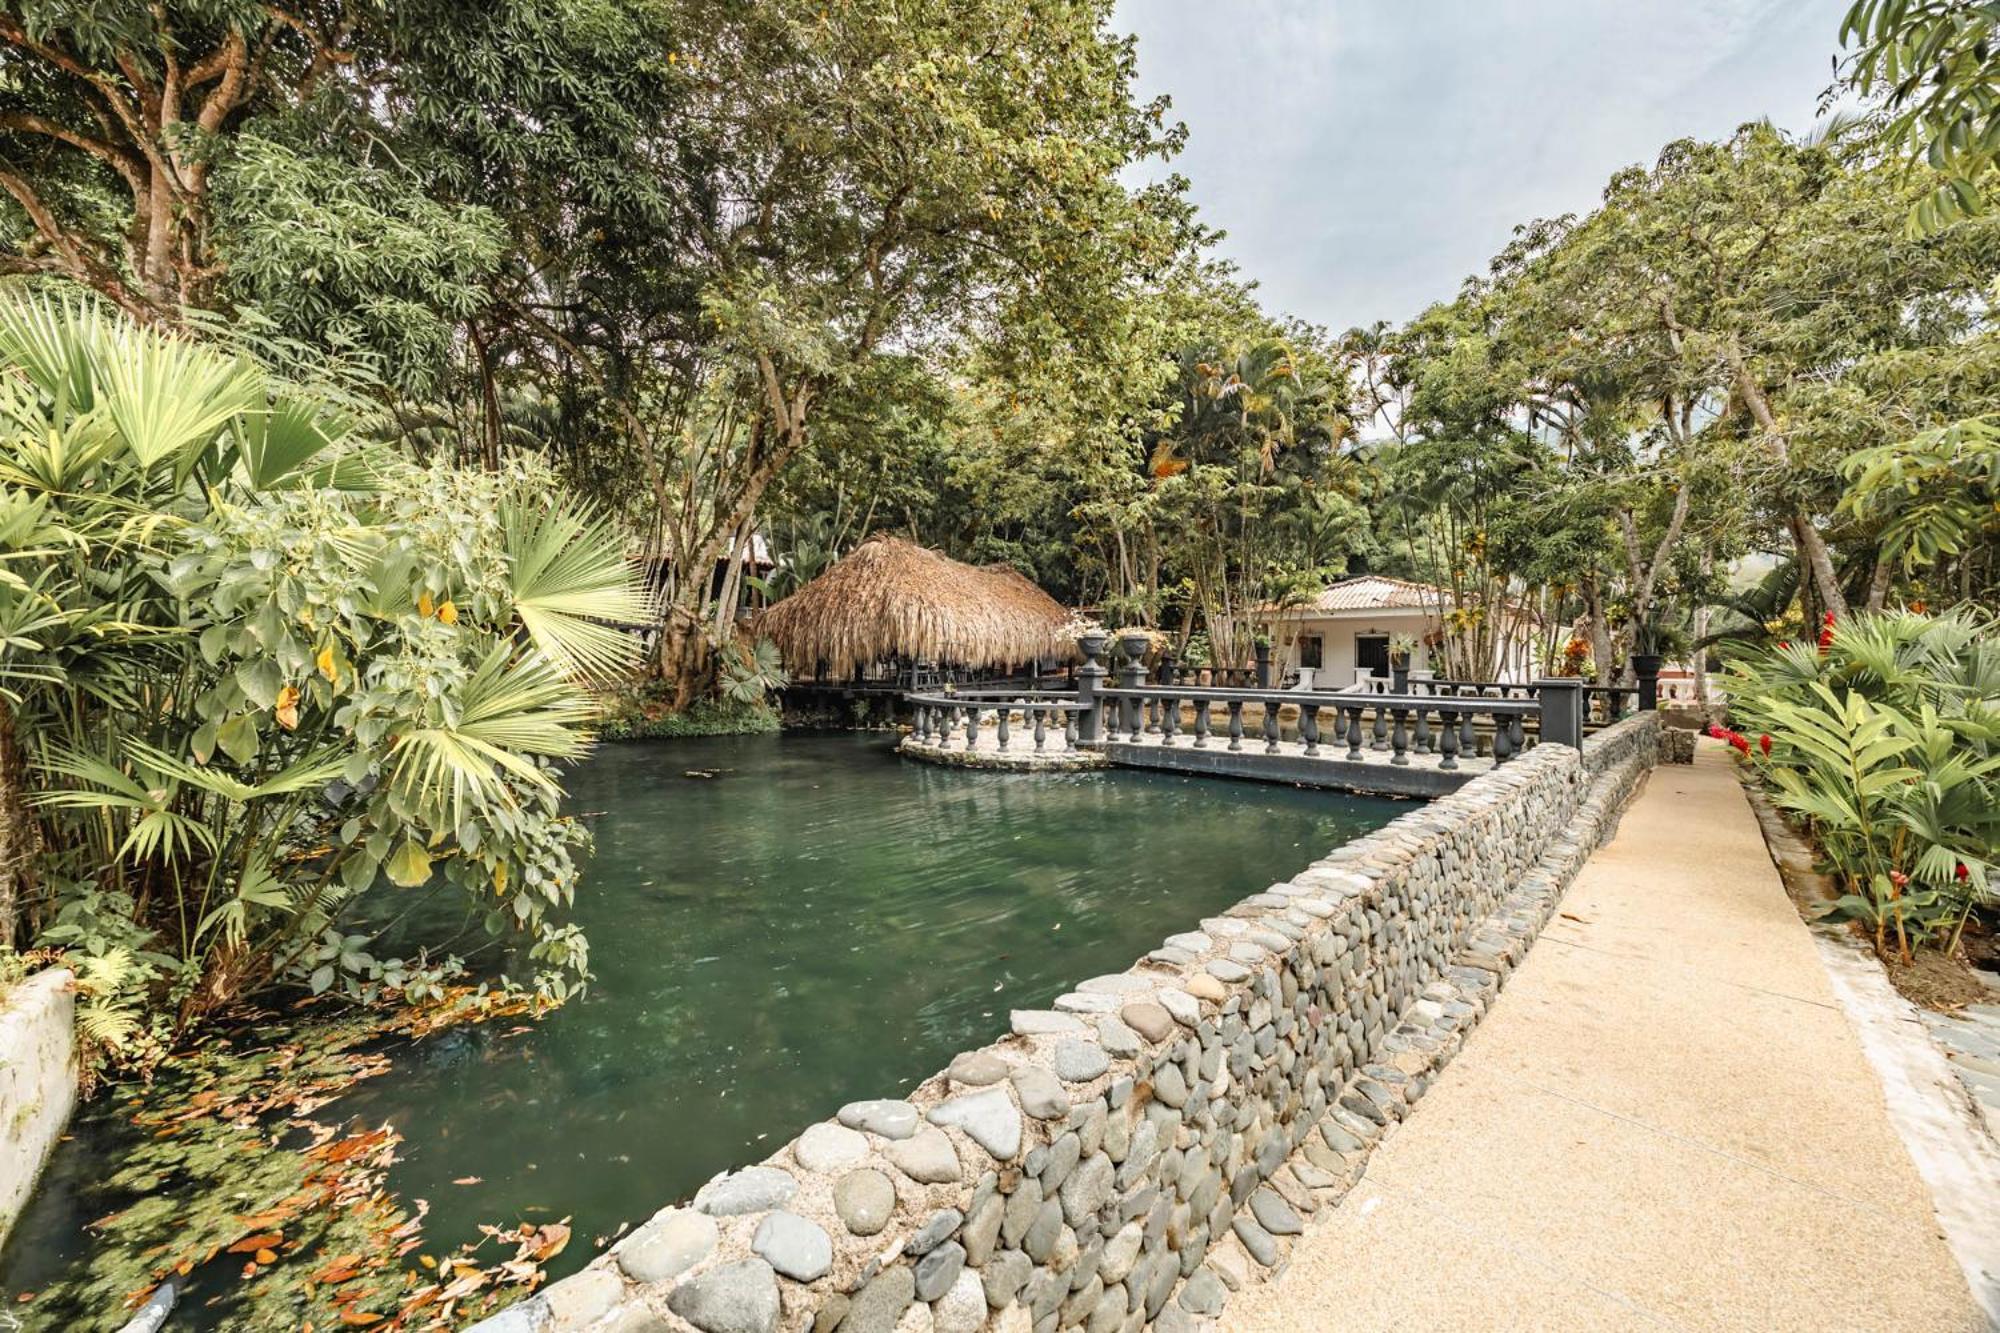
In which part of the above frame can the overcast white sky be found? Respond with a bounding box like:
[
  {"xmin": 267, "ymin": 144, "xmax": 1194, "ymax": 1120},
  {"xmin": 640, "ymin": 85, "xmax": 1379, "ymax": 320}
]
[{"xmin": 1114, "ymin": 0, "xmax": 1852, "ymax": 331}]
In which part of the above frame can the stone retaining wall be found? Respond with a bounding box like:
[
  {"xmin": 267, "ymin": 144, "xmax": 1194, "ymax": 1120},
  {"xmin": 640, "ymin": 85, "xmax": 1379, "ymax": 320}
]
[
  {"xmin": 0, "ymin": 968, "xmax": 76, "ymax": 1248},
  {"xmin": 479, "ymin": 714, "xmax": 1661, "ymax": 1333}
]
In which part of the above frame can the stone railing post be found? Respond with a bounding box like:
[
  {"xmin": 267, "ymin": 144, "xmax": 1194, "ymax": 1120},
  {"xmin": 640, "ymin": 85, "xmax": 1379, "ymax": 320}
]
[
  {"xmin": 1075, "ymin": 632, "xmax": 1108, "ymax": 743},
  {"xmin": 1254, "ymin": 639, "xmax": 1273, "ymax": 689},
  {"xmin": 1534, "ymin": 677, "xmax": 1584, "ymax": 750},
  {"xmin": 1117, "ymin": 633, "xmax": 1150, "ymax": 740},
  {"xmin": 1632, "ymin": 653, "xmax": 1662, "ymax": 714}
]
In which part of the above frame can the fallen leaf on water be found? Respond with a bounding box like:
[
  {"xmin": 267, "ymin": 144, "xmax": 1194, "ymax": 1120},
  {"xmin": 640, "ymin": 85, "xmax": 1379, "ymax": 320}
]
[
  {"xmin": 451, "ymin": 1176, "xmax": 483, "ymax": 1186},
  {"xmin": 229, "ymin": 1233, "xmax": 284, "ymax": 1254},
  {"xmin": 255, "ymin": 1248, "xmax": 279, "ymax": 1265}
]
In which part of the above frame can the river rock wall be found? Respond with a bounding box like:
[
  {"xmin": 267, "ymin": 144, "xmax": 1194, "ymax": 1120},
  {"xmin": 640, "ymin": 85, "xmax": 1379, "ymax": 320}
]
[
  {"xmin": 0, "ymin": 968, "xmax": 76, "ymax": 1248},
  {"xmin": 480, "ymin": 714, "xmax": 1660, "ymax": 1333}
]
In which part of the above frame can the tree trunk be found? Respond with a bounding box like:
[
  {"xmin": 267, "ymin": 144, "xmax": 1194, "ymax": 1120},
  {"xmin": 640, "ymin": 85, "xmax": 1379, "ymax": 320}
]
[
  {"xmin": 0, "ymin": 703, "xmax": 35, "ymax": 950},
  {"xmin": 1732, "ymin": 365, "xmax": 1849, "ymax": 617}
]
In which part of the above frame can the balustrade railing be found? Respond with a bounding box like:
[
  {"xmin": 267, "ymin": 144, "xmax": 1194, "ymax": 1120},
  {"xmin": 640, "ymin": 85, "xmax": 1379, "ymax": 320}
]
[
  {"xmin": 898, "ymin": 633, "xmax": 1652, "ymax": 770},
  {"xmin": 1092, "ymin": 685, "xmax": 1545, "ymax": 768},
  {"xmin": 905, "ymin": 691, "xmax": 1082, "ymax": 754}
]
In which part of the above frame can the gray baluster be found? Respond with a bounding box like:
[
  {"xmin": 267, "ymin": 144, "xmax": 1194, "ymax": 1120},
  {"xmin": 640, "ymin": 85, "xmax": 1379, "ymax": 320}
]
[
  {"xmin": 1302, "ymin": 702, "xmax": 1321, "ymax": 756},
  {"xmin": 1491, "ymin": 709, "xmax": 1513, "ymax": 762},
  {"xmin": 1161, "ymin": 693, "xmax": 1179, "ymax": 746},
  {"xmin": 1413, "ymin": 705, "xmax": 1432, "ymax": 754},
  {"xmin": 1192, "ymin": 696, "xmax": 1211, "ymax": 747},
  {"xmin": 1371, "ymin": 704, "xmax": 1389, "ymax": 750},
  {"xmin": 1033, "ymin": 704, "xmax": 1047, "ymax": 751},
  {"xmin": 997, "ymin": 705, "xmax": 1010, "ymax": 751},
  {"xmin": 1459, "ymin": 695, "xmax": 1476, "ymax": 756},
  {"xmin": 966, "ymin": 705, "xmax": 981, "ymax": 751},
  {"xmin": 1263, "ymin": 700, "xmax": 1280, "ymax": 754},
  {"xmin": 1438, "ymin": 710, "xmax": 1460, "ymax": 770},
  {"xmin": 915, "ymin": 703, "xmax": 928, "ymax": 742},
  {"xmin": 1346, "ymin": 706, "xmax": 1363, "ymax": 760},
  {"xmin": 1227, "ymin": 700, "xmax": 1244, "ymax": 751},
  {"xmin": 1509, "ymin": 710, "xmax": 1526, "ymax": 754},
  {"xmin": 1391, "ymin": 707, "xmax": 1409, "ymax": 765}
]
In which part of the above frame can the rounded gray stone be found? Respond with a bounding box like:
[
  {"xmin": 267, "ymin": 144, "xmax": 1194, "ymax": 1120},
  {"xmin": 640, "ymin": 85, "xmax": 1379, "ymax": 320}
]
[
  {"xmin": 751, "ymin": 1210, "xmax": 832, "ymax": 1282},
  {"xmin": 1010, "ymin": 1009, "xmax": 1086, "ymax": 1036},
  {"xmin": 1095, "ymin": 1016, "xmax": 1143, "ymax": 1058},
  {"xmin": 935, "ymin": 1269, "xmax": 986, "ymax": 1333},
  {"xmin": 1179, "ymin": 1267, "xmax": 1227, "ymax": 1316},
  {"xmin": 1249, "ymin": 1187, "xmax": 1302, "ymax": 1236},
  {"xmin": 1119, "ymin": 1002, "xmax": 1174, "ymax": 1043},
  {"xmin": 1153, "ymin": 1062, "xmax": 1190, "ymax": 1108},
  {"xmin": 1053, "ymin": 1040, "xmax": 1110, "ymax": 1083},
  {"xmin": 906, "ymin": 1207, "xmax": 964, "ymax": 1257},
  {"xmin": 948, "ymin": 1050, "xmax": 1012, "ymax": 1086},
  {"xmin": 794, "ymin": 1121, "xmax": 869, "ymax": 1172},
  {"xmin": 695, "ymin": 1166, "xmax": 797, "ymax": 1217},
  {"xmin": 928, "ymin": 1087, "xmax": 1023, "ymax": 1160},
  {"xmin": 615, "ymin": 1207, "xmax": 718, "ymax": 1283},
  {"xmin": 914, "ymin": 1239, "xmax": 967, "ymax": 1302},
  {"xmin": 885, "ymin": 1125, "xmax": 961, "ymax": 1184},
  {"xmin": 1010, "ymin": 1066, "xmax": 1071, "ymax": 1120},
  {"xmin": 665, "ymin": 1257, "xmax": 781, "ymax": 1333},
  {"xmin": 844, "ymin": 1265, "xmax": 915, "ymax": 1333},
  {"xmin": 982, "ymin": 1249, "xmax": 1033, "ymax": 1308},
  {"xmin": 838, "ymin": 1098, "xmax": 920, "ymax": 1140},
  {"xmin": 833, "ymin": 1167, "xmax": 897, "ymax": 1236}
]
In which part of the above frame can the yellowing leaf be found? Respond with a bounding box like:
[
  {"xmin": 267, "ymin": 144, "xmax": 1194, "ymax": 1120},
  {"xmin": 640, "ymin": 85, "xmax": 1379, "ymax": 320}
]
[
  {"xmin": 316, "ymin": 645, "xmax": 339, "ymax": 685},
  {"xmin": 492, "ymin": 861, "xmax": 508, "ymax": 893},
  {"xmin": 275, "ymin": 686, "xmax": 301, "ymax": 731},
  {"xmin": 436, "ymin": 600, "xmax": 458, "ymax": 625},
  {"xmin": 417, "ymin": 592, "xmax": 434, "ymax": 618},
  {"xmin": 385, "ymin": 840, "xmax": 433, "ymax": 887},
  {"xmin": 254, "ymin": 1248, "xmax": 278, "ymax": 1265}
]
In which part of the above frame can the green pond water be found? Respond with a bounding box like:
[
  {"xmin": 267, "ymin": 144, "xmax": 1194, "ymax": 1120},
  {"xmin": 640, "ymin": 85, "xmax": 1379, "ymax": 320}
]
[{"xmin": 2, "ymin": 732, "xmax": 1403, "ymax": 1317}]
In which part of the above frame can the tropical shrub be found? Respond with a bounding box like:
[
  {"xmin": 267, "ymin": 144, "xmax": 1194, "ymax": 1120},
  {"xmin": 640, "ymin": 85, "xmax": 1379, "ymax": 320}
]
[
  {"xmin": 0, "ymin": 294, "xmax": 649, "ymax": 1034},
  {"xmin": 1720, "ymin": 609, "xmax": 1999, "ymax": 959}
]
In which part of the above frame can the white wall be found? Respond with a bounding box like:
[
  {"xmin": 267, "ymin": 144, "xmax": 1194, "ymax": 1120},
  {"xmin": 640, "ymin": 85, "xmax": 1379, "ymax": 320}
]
[
  {"xmin": 1267, "ymin": 611, "xmax": 1437, "ymax": 686},
  {"xmin": 0, "ymin": 968, "xmax": 75, "ymax": 1247}
]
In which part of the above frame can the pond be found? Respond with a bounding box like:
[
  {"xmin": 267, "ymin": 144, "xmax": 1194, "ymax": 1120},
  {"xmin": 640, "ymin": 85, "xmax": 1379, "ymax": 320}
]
[{"xmin": 2, "ymin": 732, "xmax": 1404, "ymax": 1318}]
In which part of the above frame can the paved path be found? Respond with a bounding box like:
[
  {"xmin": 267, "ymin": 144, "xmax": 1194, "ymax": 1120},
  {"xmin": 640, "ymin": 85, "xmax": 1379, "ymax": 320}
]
[{"xmin": 1223, "ymin": 743, "xmax": 1984, "ymax": 1332}]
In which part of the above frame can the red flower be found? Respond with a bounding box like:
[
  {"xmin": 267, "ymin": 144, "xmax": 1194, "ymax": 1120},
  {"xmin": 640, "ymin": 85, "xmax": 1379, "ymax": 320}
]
[
  {"xmin": 1728, "ymin": 733, "xmax": 1751, "ymax": 756},
  {"xmin": 1759, "ymin": 734, "xmax": 1771, "ymax": 755},
  {"xmin": 1890, "ymin": 869, "xmax": 1909, "ymax": 889},
  {"xmin": 1957, "ymin": 863, "xmax": 1971, "ymax": 882},
  {"xmin": 1777, "ymin": 640, "xmax": 1790, "ymax": 650},
  {"xmin": 1705, "ymin": 723, "xmax": 1724, "ymax": 739},
  {"xmin": 1824, "ymin": 610, "xmax": 1836, "ymax": 626}
]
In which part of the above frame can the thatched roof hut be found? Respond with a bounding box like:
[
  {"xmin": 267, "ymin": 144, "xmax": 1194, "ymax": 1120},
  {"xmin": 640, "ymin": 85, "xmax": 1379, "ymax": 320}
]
[{"xmin": 757, "ymin": 535, "xmax": 1074, "ymax": 678}]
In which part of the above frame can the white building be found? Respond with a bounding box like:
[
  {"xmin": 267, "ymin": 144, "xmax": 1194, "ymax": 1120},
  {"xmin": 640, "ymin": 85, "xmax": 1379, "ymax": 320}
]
[{"xmin": 1252, "ymin": 575, "xmax": 1540, "ymax": 689}]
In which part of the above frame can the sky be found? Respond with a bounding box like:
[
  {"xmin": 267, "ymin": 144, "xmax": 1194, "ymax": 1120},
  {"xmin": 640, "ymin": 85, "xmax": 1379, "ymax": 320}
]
[{"xmin": 1113, "ymin": 0, "xmax": 1854, "ymax": 331}]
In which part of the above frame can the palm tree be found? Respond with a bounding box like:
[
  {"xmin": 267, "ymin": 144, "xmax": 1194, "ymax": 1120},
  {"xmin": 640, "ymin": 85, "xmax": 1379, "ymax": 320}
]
[{"xmin": 0, "ymin": 291, "xmax": 649, "ymax": 1023}]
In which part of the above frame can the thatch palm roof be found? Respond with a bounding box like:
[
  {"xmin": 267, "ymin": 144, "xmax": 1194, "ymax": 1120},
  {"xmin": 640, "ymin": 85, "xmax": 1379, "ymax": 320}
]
[{"xmin": 757, "ymin": 535, "xmax": 1074, "ymax": 677}]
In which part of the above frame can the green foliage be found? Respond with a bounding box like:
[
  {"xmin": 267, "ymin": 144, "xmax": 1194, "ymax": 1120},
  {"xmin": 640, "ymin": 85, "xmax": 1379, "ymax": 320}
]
[
  {"xmin": 717, "ymin": 638, "xmax": 788, "ymax": 705},
  {"xmin": 1842, "ymin": 0, "xmax": 2000, "ymax": 232},
  {"xmin": 0, "ymin": 293, "xmax": 648, "ymax": 1030},
  {"xmin": 595, "ymin": 680, "xmax": 781, "ymax": 741},
  {"xmin": 1840, "ymin": 413, "xmax": 2000, "ymax": 576},
  {"xmin": 1722, "ymin": 609, "xmax": 1999, "ymax": 958}
]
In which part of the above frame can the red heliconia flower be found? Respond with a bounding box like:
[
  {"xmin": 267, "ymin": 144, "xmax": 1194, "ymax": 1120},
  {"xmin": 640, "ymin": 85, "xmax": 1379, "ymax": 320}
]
[
  {"xmin": 1705, "ymin": 723, "xmax": 1724, "ymax": 739},
  {"xmin": 1759, "ymin": 733, "xmax": 1772, "ymax": 755},
  {"xmin": 1957, "ymin": 863, "xmax": 1971, "ymax": 882},
  {"xmin": 1729, "ymin": 733, "xmax": 1751, "ymax": 756},
  {"xmin": 1777, "ymin": 640, "xmax": 1790, "ymax": 650},
  {"xmin": 1824, "ymin": 610, "xmax": 1837, "ymax": 626}
]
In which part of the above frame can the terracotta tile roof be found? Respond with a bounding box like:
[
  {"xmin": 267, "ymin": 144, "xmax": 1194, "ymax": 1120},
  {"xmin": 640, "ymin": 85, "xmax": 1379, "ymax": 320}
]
[{"xmin": 1259, "ymin": 575, "xmax": 1444, "ymax": 615}]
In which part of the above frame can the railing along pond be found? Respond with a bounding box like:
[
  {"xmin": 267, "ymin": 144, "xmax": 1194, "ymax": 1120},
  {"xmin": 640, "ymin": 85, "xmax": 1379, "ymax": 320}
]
[
  {"xmin": 907, "ymin": 689, "xmax": 1082, "ymax": 753},
  {"xmin": 898, "ymin": 633, "xmax": 1663, "ymax": 769}
]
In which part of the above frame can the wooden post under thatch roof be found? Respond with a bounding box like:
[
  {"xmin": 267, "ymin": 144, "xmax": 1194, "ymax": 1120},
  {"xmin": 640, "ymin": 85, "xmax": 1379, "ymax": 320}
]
[{"xmin": 756, "ymin": 535, "xmax": 1075, "ymax": 679}]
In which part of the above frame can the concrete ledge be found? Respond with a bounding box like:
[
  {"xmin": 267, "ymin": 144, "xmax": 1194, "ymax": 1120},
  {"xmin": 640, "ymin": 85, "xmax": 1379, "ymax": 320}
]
[
  {"xmin": 900, "ymin": 736, "xmax": 1108, "ymax": 772},
  {"xmin": 1100, "ymin": 742, "xmax": 1471, "ymax": 797},
  {"xmin": 0, "ymin": 967, "xmax": 76, "ymax": 1247}
]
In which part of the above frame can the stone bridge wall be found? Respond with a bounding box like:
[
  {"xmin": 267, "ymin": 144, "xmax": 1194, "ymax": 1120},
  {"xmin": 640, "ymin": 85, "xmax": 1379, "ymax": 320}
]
[{"xmin": 483, "ymin": 713, "xmax": 1661, "ymax": 1333}]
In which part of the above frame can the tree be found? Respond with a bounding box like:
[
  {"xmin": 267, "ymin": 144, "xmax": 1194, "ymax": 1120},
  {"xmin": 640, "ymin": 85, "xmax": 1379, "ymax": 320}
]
[{"xmin": 1842, "ymin": 0, "xmax": 2000, "ymax": 231}]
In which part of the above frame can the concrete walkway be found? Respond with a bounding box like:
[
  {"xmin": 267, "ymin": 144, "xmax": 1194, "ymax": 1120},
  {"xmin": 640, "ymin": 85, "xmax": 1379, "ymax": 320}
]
[{"xmin": 1224, "ymin": 743, "xmax": 1985, "ymax": 1332}]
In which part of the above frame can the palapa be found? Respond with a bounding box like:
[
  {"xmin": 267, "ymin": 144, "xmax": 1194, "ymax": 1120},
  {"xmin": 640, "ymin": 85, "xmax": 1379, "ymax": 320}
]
[{"xmin": 757, "ymin": 534, "xmax": 1074, "ymax": 678}]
